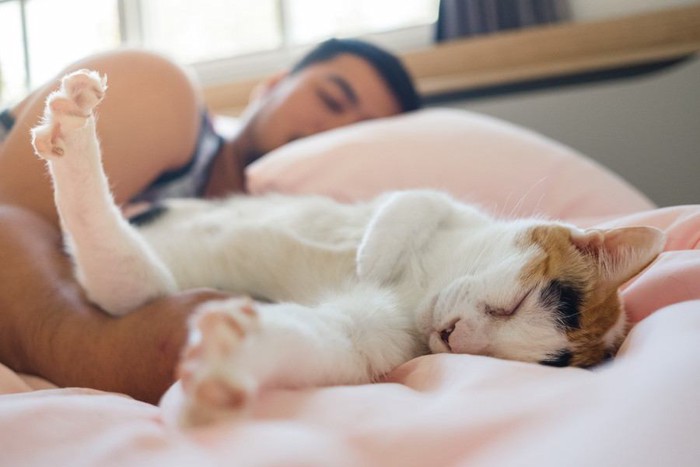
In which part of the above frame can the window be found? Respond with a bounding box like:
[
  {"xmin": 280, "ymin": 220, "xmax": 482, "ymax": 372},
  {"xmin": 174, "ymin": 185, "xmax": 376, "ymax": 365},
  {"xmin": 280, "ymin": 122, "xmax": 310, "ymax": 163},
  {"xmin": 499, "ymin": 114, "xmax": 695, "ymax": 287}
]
[
  {"xmin": 0, "ymin": 0, "xmax": 438, "ymax": 106},
  {"xmin": 0, "ymin": 0, "xmax": 120, "ymax": 105},
  {"xmin": 285, "ymin": 0, "xmax": 438, "ymax": 44},
  {"xmin": 138, "ymin": 0, "xmax": 282, "ymax": 63}
]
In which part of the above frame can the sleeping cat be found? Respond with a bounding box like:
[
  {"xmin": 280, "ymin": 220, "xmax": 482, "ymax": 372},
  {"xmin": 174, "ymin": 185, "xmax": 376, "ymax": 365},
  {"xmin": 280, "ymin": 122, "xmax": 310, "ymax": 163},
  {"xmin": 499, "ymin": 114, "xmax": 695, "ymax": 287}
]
[{"xmin": 31, "ymin": 70, "xmax": 664, "ymax": 425}]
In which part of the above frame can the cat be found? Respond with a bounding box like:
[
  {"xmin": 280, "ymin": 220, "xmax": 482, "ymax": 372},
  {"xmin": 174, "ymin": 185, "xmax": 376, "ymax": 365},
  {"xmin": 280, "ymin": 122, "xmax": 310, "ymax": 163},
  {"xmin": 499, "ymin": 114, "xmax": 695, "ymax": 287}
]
[{"xmin": 31, "ymin": 70, "xmax": 665, "ymax": 426}]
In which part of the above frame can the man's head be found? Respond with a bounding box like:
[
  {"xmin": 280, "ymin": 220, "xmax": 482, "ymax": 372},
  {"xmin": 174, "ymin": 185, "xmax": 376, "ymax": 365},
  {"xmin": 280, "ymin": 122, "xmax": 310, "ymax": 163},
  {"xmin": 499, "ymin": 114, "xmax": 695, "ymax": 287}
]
[
  {"xmin": 290, "ymin": 39, "xmax": 421, "ymax": 113},
  {"xmin": 236, "ymin": 38, "xmax": 421, "ymax": 163}
]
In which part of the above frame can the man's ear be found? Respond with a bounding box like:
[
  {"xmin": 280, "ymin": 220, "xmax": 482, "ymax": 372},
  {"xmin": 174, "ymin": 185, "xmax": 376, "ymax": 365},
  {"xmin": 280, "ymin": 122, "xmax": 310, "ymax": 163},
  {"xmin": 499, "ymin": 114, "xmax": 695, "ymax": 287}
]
[{"xmin": 249, "ymin": 70, "xmax": 288, "ymax": 103}]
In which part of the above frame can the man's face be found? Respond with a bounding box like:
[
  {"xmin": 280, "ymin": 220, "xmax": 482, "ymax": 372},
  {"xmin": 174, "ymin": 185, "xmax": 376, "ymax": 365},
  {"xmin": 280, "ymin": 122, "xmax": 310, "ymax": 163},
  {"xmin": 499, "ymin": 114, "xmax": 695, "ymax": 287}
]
[{"xmin": 239, "ymin": 53, "xmax": 403, "ymax": 158}]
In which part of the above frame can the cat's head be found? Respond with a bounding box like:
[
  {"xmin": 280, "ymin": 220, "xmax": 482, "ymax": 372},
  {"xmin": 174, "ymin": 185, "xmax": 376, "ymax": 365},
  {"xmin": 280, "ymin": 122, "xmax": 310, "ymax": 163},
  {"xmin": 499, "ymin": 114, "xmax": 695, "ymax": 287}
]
[{"xmin": 422, "ymin": 223, "xmax": 665, "ymax": 367}]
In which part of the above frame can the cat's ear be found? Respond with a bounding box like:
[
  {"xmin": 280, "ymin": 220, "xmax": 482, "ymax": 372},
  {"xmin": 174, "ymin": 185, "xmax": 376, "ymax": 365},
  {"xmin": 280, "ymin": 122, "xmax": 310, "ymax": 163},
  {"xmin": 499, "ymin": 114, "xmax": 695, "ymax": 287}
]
[
  {"xmin": 570, "ymin": 226, "xmax": 665, "ymax": 286},
  {"xmin": 357, "ymin": 191, "xmax": 454, "ymax": 284}
]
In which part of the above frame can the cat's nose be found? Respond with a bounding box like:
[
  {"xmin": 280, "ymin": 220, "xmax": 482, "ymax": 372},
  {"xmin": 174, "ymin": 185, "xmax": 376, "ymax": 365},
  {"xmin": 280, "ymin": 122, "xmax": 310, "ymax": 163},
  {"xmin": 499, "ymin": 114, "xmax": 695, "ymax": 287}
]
[
  {"xmin": 440, "ymin": 323, "xmax": 456, "ymax": 350},
  {"xmin": 448, "ymin": 320, "xmax": 490, "ymax": 355}
]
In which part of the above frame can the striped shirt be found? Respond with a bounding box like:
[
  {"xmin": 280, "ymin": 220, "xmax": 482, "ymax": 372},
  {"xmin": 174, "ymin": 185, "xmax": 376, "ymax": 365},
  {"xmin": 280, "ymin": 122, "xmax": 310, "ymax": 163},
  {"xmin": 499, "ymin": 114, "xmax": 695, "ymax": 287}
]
[
  {"xmin": 1, "ymin": 108, "xmax": 224, "ymax": 203},
  {"xmin": 132, "ymin": 112, "xmax": 224, "ymax": 203}
]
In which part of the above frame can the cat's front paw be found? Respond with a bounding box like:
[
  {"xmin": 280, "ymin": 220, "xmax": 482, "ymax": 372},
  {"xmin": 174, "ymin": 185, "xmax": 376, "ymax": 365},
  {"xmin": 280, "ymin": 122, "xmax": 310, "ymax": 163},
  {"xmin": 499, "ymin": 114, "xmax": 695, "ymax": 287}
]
[
  {"xmin": 31, "ymin": 69, "xmax": 107, "ymax": 160},
  {"xmin": 177, "ymin": 297, "xmax": 260, "ymax": 427}
]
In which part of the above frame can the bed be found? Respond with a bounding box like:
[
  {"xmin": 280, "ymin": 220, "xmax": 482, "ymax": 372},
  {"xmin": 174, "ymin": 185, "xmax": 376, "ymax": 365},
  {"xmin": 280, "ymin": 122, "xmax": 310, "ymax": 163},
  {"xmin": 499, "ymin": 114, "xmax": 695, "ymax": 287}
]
[{"xmin": 2, "ymin": 109, "xmax": 698, "ymax": 466}]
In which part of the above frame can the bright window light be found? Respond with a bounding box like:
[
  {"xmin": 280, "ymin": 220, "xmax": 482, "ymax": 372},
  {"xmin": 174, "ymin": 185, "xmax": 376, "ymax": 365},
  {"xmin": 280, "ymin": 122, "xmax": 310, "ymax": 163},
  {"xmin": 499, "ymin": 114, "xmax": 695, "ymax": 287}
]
[
  {"xmin": 25, "ymin": 0, "xmax": 120, "ymax": 86},
  {"xmin": 285, "ymin": 0, "xmax": 438, "ymax": 45},
  {"xmin": 0, "ymin": 1, "xmax": 26, "ymax": 105},
  {"xmin": 0, "ymin": 0, "xmax": 437, "ymax": 106},
  {"xmin": 140, "ymin": 0, "xmax": 282, "ymax": 63}
]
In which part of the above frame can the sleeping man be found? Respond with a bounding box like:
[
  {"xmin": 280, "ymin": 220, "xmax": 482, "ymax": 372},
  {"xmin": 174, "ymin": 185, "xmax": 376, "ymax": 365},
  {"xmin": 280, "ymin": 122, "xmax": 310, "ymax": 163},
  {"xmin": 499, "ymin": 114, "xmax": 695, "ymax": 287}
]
[{"xmin": 0, "ymin": 38, "xmax": 420, "ymax": 403}]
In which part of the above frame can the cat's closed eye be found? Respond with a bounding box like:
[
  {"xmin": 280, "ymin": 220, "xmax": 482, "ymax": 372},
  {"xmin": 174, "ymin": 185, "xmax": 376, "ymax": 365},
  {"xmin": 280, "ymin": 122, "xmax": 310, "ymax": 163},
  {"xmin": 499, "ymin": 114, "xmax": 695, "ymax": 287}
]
[{"xmin": 484, "ymin": 288, "xmax": 532, "ymax": 318}]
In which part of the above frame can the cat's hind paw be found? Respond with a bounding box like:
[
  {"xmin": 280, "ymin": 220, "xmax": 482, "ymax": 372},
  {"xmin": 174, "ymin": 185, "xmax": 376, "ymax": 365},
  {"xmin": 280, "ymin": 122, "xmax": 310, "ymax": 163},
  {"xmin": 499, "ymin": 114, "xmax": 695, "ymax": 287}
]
[
  {"xmin": 31, "ymin": 69, "xmax": 107, "ymax": 160},
  {"xmin": 177, "ymin": 297, "xmax": 261, "ymax": 427}
]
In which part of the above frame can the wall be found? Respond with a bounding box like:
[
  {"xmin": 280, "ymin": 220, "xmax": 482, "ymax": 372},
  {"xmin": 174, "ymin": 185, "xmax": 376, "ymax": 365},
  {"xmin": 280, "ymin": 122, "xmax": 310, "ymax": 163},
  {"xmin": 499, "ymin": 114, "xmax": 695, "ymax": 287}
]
[
  {"xmin": 441, "ymin": 3, "xmax": 700, "ymax": 207},
  {"xmin": 568, "ymin": 0, "xmax": 699, "ymax": 22}
]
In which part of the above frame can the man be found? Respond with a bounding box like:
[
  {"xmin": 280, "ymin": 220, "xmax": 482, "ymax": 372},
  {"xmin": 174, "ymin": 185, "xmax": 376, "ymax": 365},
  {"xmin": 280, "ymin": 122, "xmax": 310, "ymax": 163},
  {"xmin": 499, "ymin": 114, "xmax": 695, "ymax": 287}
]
[{"xmin": 0, "ymin": 39, "xmax": 420, "ymax": 403}]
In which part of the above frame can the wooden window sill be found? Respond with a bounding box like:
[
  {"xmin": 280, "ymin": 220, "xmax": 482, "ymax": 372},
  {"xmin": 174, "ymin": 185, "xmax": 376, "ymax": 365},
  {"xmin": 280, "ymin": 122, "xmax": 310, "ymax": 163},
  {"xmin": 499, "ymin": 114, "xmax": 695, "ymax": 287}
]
[{"xmin": 204, "ymin": 5, "xmax": 700, "ymax": 116}]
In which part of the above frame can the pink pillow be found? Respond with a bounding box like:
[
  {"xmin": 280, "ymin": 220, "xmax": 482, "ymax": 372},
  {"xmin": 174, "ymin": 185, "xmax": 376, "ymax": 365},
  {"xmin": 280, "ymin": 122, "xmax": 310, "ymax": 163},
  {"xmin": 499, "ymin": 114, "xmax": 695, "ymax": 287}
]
[{"xmin": 246, "ymin": 109, "xmax": 654, "ymax": 220}]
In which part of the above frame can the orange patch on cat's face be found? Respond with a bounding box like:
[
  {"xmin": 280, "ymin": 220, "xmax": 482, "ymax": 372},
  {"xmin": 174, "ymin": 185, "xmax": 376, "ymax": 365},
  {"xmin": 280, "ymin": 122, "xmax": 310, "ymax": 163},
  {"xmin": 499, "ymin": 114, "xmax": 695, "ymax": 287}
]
[{"xmin": 520, "ymin": 225, "xmax": 626, "ymax": 367}]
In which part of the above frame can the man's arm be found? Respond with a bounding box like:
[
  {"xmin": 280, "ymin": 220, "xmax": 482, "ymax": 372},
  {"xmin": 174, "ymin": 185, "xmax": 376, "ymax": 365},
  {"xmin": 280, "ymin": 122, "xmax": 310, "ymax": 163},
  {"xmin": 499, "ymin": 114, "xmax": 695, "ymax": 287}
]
[
  {"xmin": 0, "ymin": 207, "xmax": 223, "ymax": 405},
  {"xmin": 0, "ymin": 50, "xmax": 227, "ymax": 403},
  {"xmin": 0, "ymin": 206, "xmax": 229, "ymax": 403}
]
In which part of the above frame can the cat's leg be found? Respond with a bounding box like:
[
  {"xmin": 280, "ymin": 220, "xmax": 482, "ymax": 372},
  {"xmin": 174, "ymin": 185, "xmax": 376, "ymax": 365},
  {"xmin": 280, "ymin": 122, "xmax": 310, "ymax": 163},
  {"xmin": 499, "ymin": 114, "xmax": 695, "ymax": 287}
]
[
  {"xmin": 357, "ymin": 190, "xmax": 457, "ymax": 284},
  {"xmin": 31, "ymin": 70, "xmax": 177, "ymax": 316},
  {"xmin": 176, "ymin": 297, "xmax": 260, "ymax": 426},
  {"xmin": 176, "ymin": 285, "xmax": 421, "ymax": 426}
]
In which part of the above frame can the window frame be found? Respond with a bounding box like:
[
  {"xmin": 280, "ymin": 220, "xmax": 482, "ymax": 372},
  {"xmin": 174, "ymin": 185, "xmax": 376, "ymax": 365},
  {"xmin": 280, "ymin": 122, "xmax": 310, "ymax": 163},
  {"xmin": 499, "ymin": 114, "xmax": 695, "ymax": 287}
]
[
  {"xmin": 118, "ymin": 0, "xmax": 436, "ymax": 86},
  {"xmin": 0, "ymin": 0, "xmax": 31, "ymax": 92},
  {"xmin": 1, "ymin": 0, "xmax": 436, "ymax": 102},
  {"xmin": 192, "ymin": 23, "xmax": 435, "ymax": 86}
]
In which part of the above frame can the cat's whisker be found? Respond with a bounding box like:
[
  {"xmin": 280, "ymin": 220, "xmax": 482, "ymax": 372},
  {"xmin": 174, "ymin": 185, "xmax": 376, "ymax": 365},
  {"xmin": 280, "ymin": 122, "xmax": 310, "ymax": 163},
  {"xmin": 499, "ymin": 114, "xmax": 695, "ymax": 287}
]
[{"xmin": 504, "ymin": 176, "xmax": 549, "ymax": 219}]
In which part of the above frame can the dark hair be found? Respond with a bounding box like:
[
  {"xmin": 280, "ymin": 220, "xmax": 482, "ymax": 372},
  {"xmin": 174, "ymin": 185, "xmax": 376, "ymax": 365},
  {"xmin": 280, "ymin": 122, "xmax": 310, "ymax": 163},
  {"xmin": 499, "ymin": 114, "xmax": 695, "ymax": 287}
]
[{"xmin": 291, "ymin": 38, "xmax": 422, "ymax": 112}]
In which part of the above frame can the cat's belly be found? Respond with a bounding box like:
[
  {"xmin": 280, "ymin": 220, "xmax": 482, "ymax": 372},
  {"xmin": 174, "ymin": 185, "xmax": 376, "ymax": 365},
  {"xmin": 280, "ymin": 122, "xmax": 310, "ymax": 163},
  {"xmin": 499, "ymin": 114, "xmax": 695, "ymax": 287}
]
[{"xmin": 138, "ymin": 197, "xmax": 365, "ymax": 303}]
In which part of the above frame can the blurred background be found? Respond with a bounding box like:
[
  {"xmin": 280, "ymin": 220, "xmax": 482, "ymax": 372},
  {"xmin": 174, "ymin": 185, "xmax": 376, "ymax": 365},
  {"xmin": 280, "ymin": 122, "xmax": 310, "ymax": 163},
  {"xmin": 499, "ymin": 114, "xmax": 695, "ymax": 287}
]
[
  {"xmin": 0, "ymin": 0, "xmax": 439, "ymax": 102},
  {"xmin": 1, "ymin": 0, "xmax": 698, "ymax": 206}
]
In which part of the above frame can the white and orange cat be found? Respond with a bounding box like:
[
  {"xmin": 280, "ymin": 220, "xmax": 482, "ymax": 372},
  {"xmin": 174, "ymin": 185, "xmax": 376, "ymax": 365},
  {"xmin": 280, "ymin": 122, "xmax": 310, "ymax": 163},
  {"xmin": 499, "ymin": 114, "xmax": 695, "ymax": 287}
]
[{"xmin": 32, "ymin": 70, "xmax": 664, "ymax": 425}]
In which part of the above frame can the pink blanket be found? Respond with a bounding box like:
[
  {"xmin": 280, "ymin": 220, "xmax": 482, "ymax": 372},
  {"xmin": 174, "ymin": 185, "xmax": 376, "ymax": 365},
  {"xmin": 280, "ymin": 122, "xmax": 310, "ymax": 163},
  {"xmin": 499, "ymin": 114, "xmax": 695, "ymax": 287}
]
[
  {"xmin": 1, "ymin": 204, "xmax": 699, "ymax": 466},
  {"xmin": 7, "ymin": 108, "xmax": 696, "ymax": 465}
]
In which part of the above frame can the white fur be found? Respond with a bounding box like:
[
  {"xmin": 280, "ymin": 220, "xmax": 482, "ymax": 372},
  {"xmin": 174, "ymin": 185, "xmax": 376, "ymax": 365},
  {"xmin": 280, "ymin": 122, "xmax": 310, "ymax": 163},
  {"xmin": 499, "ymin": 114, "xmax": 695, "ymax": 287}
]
[{"xmin": 32, "ymin": 71, "xmax": 663, "ymax": 424}]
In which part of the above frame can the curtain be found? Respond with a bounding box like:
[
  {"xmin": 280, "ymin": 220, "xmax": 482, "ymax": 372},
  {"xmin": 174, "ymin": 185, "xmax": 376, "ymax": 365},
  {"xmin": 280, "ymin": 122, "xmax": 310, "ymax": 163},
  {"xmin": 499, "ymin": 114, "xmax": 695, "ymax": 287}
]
[{"xmin": 435, "ymin": 0, "xmax": 570, "ymax": 42}]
